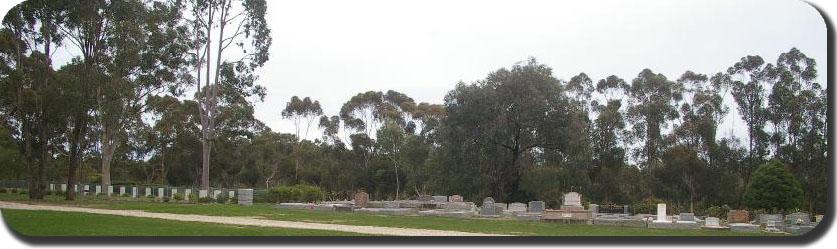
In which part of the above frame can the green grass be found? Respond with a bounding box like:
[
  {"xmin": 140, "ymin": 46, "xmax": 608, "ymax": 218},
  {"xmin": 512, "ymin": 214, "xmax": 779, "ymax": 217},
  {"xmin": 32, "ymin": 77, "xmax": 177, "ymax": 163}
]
[
  {"xmin": 1, "ymin": 209, "xmax": 365, "ymax": 236},
  {"xmin": 0, "ymin": 194, "xmax": 787, "ymax": 236}
]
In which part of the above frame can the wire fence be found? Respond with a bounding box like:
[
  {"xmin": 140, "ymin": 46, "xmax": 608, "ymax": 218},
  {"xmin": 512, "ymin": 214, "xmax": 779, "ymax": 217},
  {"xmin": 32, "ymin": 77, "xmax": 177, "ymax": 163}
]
[{"xmin": 0, "ymin": 180, "xmax": 272, "ymax": 203}]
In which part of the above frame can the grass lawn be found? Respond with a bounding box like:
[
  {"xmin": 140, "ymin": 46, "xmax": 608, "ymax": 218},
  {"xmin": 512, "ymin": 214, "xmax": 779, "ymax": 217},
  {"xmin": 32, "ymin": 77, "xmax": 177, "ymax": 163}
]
[
  {"xmin": 1, "ymin": 209, "xmax": 365, "ymax": 236},
  {"xmin": 0, "ymin": 194, "xmax": 788, "ymax": 236}
]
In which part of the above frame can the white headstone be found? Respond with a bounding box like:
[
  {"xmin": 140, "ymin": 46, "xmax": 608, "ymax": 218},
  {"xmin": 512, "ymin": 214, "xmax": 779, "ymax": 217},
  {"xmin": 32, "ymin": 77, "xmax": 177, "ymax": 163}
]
[
  {"xmin": 184, "ymin": 189, "xmax": 192, "ymax": 200},
  {"xmin": 199, "ymin": 190, "xmax": 208, "ymax": 198},
  {"xmin": 656, "ymin": 203, "xmax": 667, "ymax": 222},
  {"xmin": 132, "ymin": 187, "xmax": 138, "ymax": 198},
  {"xmin": 61, "ymin": 184, "xmax": 67, "ymax": 192},
  {"xmin": 562, "ymin": 192, "xmax": 582, "ymax": 206},
  {"xmin": 145, "ymin": 187, "xmax": 151, "ymax": 196},
  {"xmin": 95, "ymin": 185, "xmax": 101, "ymax": 195},
  {"xmin": 107, "ymin": 186, "xmax": 113, "ymax": 195},
  {"xmin": 229, "ymin": 190, "xmax": 235, "ymax": 199},
  {"xmin": 158, "ymin": 188, "xmax": 165, "ymax": 198},
  {"xmin": 237, "ymin": 189, "xmax": 253, "ymax": 206},
  {"xmin": 120, "ymin": 186, "xmax": 126, "ymax": 195},
  {"xmin": 49, "ymin": 184, "xmax": 55, "ymax": 192},
  {"xmin": 171, "ymin": 188, "xmax": 178, "ymax": 198},
  {"xmin": 213, "ymin": 190, "xmax": 222, "ymax": 199},
  {"xmin": 705, "ymin": 217, "xmax": 721, "ymax": 227}
]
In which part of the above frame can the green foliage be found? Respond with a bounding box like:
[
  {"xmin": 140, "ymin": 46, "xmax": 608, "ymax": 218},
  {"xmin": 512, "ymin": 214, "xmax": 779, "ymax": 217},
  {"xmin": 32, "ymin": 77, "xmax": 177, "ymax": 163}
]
[
  {"xmin": 188, "ymin": 193, "xmax": 198, "ymax": 203},
  {"xmin": 630, "ymin": 197, "xmax": 663, "ymax": 215},
  {"xmin": 198, "ymin": 197, "xmax": 214, "ymax": 203},
  {"xmin": 120, "ymin": 193, "xmax": 130, "ymax": 198},
  {"xmin": 705, "ymin": 205, "xmax": 731, "ymax": 218},
  {"xmin": 267, "ymin": 185, "xmax": 324, "ymax": 203},
  {"xmin": 743, "ymin": 161, "xmax": 803, "ymax": 212},
  {"xmin": 162, "ymin": 196, "xmax": 170, "ymax": 203},
  {"xmin": 215, "ymin": 193, "xmax": 228, "ymax": 204},
  {"xmin": 173, "ymin": 193, "xmax": 184, "ymax": 201}
]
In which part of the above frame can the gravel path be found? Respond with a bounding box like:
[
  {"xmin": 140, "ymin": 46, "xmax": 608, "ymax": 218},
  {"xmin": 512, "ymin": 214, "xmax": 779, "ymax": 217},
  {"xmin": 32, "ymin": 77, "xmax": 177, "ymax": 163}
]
[{"xmin": 0, "ymin": 201, "xmax": 507, "ymax": 236}]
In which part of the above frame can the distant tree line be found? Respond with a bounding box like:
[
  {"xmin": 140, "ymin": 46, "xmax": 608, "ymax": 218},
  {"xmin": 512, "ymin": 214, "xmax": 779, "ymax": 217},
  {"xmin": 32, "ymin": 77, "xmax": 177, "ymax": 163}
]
[{"xmin": 0, "ymin": 0, "xmax": 826, "ymax": 215}]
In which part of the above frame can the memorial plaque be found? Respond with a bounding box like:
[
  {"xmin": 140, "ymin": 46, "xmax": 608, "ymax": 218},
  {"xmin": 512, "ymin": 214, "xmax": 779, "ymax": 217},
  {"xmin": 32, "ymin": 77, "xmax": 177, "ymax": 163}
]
[
  {"xmin": 528, "ymin": 201, "xmax": 546, "ymax": 213},
  {"xmin": 449, "ymin": 195, "xmax": 463, "ymax": 202},
  {"xmin": 705, "ymin": 217, "xmax": 721, "ymax": 227},
  {"xmin": 354, "ymin": 192, "xmax": 370, "ymax": 208},
  {"xmin": 728, "ymin": 210, "xmax": 749, "ymax": 223},
  {"xmin": 238, "ymin": 189, "xmax": 254, "ymax": 206},
  {"xmin": 679, "ymin": 213, "xmax": 696, "ymax": 222},
  {"xmin": 656, "ymin": 203, "xmax": 667, "ymax": 222},
  {"xmin": 562, "ymin": 192, "xmax": 582, "ymax": 206},
  {"xmin": 482, "ymin": 197, "xmax": 496, "ymax": 216}
]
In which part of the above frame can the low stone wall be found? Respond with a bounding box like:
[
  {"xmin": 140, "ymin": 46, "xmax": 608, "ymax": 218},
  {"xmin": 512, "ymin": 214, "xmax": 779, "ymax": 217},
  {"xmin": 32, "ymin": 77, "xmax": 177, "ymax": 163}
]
[
  {"xmin": 593, "ymin": 218, "xmax": 648, "ymax": 228},
  {"xmin": 354, "ymin": 208, "xmax": 415, "ymax": 216}
]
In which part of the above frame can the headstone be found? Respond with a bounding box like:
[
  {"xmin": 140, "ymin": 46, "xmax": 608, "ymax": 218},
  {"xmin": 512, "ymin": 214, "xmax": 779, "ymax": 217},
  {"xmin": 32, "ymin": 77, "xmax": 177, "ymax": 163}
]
[
  {"xmin": 132, "ymin": 187, "xmax": 138, "ymax": 198},
  {"xmin": 171, "ymin": 188, "xmax": 178, "ymax": 198},
  {"xmin": 758, "ymin": 214, "xmax": 783, "ymax": 225},
  {"xmin": 238, "ymin": 189, "xmax": 253, "ymax": 206},
  {"xmin": 417, "ymin": 195, "xmax": 433, "ymax": 202},
  {"xmin": 528, "ymin": 201, "xmax": 546, "ymax": 213},
  {"xmin": 655, "ymin": 203, "xmax": 667, "ymax": 222},
  {"xmin": 449, "ymin": 195, "xmax": 463, "ymax": 202},
  {"xmin": 199, "ymin": 189, "xmax": 208, "ymax": 198},
  {"xmin": 562, "ymin": 192, "xmax": 582, "ymax": 207},
  {"xmin": 145, "ymin": 187, "xmax": 151, "ymax": 196},
  {"xmin": 785, "ymin": 213, "xmax": 811, "ymax": 226},
  {"xmin": 61, "ymin": 184, "xmax": 67, "ymax": 192},
  {"xmin": 184, "ymin": 189, "xmax": 192, "ymax": 200},
  {"xmin": 482, "ymin": 197, "xmax": 496, "ymax": 216},
  {"xmin": 589, "ymin": 204, "xmax": 599, "ymax": 214},
  {"xmin": 354, "ymin": 192, "xmax": 369, "ymax": 208},
  {"xmin": 213, "ymin": 190, "xmax": 222, "ymax": 199},
  {"xmin": 624, "ymin": 205, "xmax": 630, "ymax": 215},
  {"xmin": 107, "ymin": 185, "xmax": 113, "ymax": 196},
  {"xmin": 509, "ymin": 202, "xmax": 527, "ymax": 212},
  {"xmin": 95, "ymin": 185, "xmax": 101, "ymax": 195},
  {"xmin": 119, "ymin": 186, "xmax": 126, "ymax": 195},
  {"xmin": 728, "ymin": 210, "xmax": 749, "ymax": 223},
  {"xmin": 679, "ymin": 213, "xmax": 696, "ymax": 222},
  {"xmin": 432, "ymin": 195, "xmax": 448, "ymax": 202},
  {"xmin": 229, "ymin": 190, "xmax": 235, "ymax": 199},
  {"xmin": 158, "ymin": 188, "xmax": 165, "ymax": 198},
  {"xmin": 815, "ymin": 215, "xmax": 823, "ymax": 223},
  {"xmin": 705, "ymin": 217, "xmax": 722, "ymax": 227},
  {"xmin": 49, "ymin": 184, "xmax": 55, "ymax": 192}
]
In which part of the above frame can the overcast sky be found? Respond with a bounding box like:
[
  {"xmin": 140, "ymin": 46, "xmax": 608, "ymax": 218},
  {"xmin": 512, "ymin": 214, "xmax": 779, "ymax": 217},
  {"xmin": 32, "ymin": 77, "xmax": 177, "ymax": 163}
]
[
  {"xmin": 252, "ymin": 0, "xmax": 826, "ymax": 142},
  {"xmin": 0, "ymin": 0, "xmax": 828, "ymax": 142}
]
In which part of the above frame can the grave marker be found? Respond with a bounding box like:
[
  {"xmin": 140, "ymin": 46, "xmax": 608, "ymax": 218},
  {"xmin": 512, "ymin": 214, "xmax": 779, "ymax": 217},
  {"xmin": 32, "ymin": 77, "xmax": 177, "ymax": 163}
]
[
  {"xmin": 158, "ymin": 188, "xmax": 165, "ymax": 198},
  {"xmin": 119, "ymin": 186, "xmax": 126, "ymax": 195},
  {"xmin": 199, "ymin": 189, "xmax": 208, "ymax": 198},
  {"xmin": 432, "ymin": 195, "xmax": 448, "ymax": 202},
  {"xmin": 61, "ymin": 184, "xmax": 67, "ymax": 192},
  {"xmin": 238, "ymin": 189, "xmax": 253, "ymax": 206},
  {"xmin": 482, "ymin": 197, "xmax": 496, "ymax": 216},
  {"xmin": 528, "ymin": 201, "xmax": 546, "ymax": 213},
  {"xmin": 705, "ymin": 217, "xmax": 722, "ymax": 227},
  {"xmin": 145, "ymin": 187, "xmax": 151, "ymax": 196},
  {"xmin": 132, "ymin": 187, "xmax": 138, "ymax": 198},
  {"xmin": 354, "ymin": 192, "xmax": 369, "ymax": 208},
  {"xmin": 449, "ymin": 195, "xmax": 463, "ymax": 202},
  {"xmin": 95, "ymin": 185, "xmax": 101, "ymax": 195},
  {"xmin": 184, "ymin": 189, "xmax": 192, "ymax": 200},
  {"xmin": 728, "ymin": 210, "xmax": 749, "ymax": 223},
  {"xmin": 655, "ymin": 203, "xmax": 667, "ymax": 222}
]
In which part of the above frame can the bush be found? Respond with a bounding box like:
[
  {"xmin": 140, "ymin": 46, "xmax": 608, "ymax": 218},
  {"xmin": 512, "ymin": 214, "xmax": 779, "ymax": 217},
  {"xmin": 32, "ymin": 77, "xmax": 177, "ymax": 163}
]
[
  {"xmin": 215, "ymin": 193, "xmax": 228, "ymax": 204},
  {"xmin": 267, "ymin": 185, "xmax": 324, "ymax": 203},
  {"xmin": 705, "ymin": 205, "xmax": 731, "ymax": 218},
  {"xmin": 10, "ymin": 188, "xmax": 18, "ymax": 194},
  {"xmin": 188, "ymin": 193, "xmax": 199, "ymax": 203},
  {"xmin": 173, "ymin": 193, "xmax": 184, "ymax": 201},
  {"xmin": 629, "ymin": 197, "xmax": 663, "ymax": 215},
  {"xmin": 19, "ymin": 189, "xmax": 27, "ymax": 195},
  {"xmin": 146, "ymin": 195, "xmax": 156, "ymax": 202},
  {"xmin": 198, "ymin": 196, "xmax": 214, "ymax": 203},
  {"xmin": 0, "ymin": 188, "xmax": 8, "ymax": 193},
  {"xmin": 162, "ymin": 196, "xmax": 170, "ymax": 203},
  {"xmin": 121, "ymin": 193, "xmax": 131, "ymax": 197},
  {"xmin": 743, "ymin": 160, "xmax": 803, "ymax": 212}
]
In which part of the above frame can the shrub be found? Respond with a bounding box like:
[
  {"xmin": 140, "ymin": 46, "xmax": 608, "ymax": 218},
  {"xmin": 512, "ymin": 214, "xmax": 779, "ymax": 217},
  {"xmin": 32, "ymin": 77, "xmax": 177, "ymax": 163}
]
[
  {"xmin": 173, "ymin": 193, "xmax": 184, "ymax": 201},
  {"xmin": 19, "ymin": 189, "xmax": 27, "ymax": 195},
  {"xmin": 629, "ymin": 197, "xmax": 662, "ymax": 215},
  {"xmin": 0, "ymin": 188, "xmax": 8, "ymax": 193},
  {"xmin": 743, "ymin": 160, "xmax": 803, "ymax": 212},
  {"xmin": 198, "ymin": 196, "xmax": 214, "ymax": 203},
  {"xmin": 10, "ymin": 188, "xmax": 18, "ymax": 194},
  {"xmin": 215, "ymin": 193, "xmax": 228, "ymax": 204},
  {"xmin": 121, "ymin": 193, "xmax": 131, "ymax": 197},
  {"xmin": 146, "ymin": 195, "xmax": 156, "ymax": 202},
  {"xmin": 188, "ymin": 193, "xmax": 199, "ymax": 203},
  {"xmin": 705, "ymin": 205, "xmax": 731, "ymax": 218},
  {"xmin": 162, "ymin": 196, "xmax": 170, "ymax": 203},
  {"xmin": 267, "ymin": 185, "xmax": 324, "ymax": 203}
]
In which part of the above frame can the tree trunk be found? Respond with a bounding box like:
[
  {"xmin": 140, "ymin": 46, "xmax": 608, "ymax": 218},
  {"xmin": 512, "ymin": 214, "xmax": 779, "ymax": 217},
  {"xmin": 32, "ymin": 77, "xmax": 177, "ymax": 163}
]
[
  {"xmin": 201, "ymin": 137, "xmax": 211, "ymax": 190},
  {"xmin": 66, "ymin": 116, "xmax": 87, "ymax": 201},
  {"xmin": 101, "ymin": 130, "xmax": 114, "ymax": 196}
]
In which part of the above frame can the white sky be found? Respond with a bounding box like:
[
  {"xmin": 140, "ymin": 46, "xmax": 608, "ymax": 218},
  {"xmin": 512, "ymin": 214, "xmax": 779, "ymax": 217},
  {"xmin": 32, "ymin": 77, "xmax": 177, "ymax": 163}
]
[
  {"xmin": 256, "ymin": 0, "xmax": 827, "ymax": 142},
  {"xmin": 0, "ymin": 0, "xmax": 829, "ymax": 143}
]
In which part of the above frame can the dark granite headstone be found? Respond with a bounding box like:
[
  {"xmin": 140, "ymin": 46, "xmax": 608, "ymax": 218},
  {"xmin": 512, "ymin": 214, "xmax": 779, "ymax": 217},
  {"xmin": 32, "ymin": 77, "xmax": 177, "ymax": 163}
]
[{"xmin": 528, "ymin": 201, "xmax": 546, "ymax": 213}]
